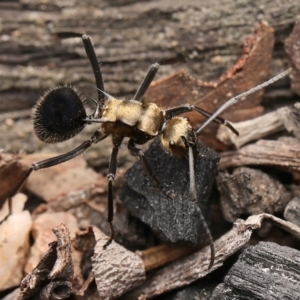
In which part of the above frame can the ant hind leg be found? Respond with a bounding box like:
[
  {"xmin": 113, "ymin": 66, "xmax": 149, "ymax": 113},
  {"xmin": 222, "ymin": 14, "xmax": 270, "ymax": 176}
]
[
  {"xmin": 104, "ymin": 137, "xmax": 124, "ymax": 248},
  {"xmin": 0, "ymin": 135, "xmax": 105, "ymax": 225},
  {"xmin": 187, "ymin": 145, "xmax": 215, "ymax": 270}
]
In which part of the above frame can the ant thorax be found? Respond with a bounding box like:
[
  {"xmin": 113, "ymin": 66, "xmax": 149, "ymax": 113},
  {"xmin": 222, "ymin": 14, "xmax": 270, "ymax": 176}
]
[{"xmin": 101, "ymin": 97, "xmax": 164, "ymax": 140}]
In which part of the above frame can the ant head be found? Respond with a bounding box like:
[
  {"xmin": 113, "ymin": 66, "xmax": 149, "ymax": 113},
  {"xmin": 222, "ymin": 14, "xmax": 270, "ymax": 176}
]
[
  {"xmin": 161, "ymin": 117, "xmax": 196, "ymax": 158},
  {"xmin": 33, "ymin": 86, "xmax": 87, "ymax": 143}
]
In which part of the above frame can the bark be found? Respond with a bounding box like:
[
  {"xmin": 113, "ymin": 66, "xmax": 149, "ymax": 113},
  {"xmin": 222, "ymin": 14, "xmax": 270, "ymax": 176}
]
[
  {"xmin": 219, "ymin": 139, "xmax": 300, "ymax": 172},
  {"xmin": 211, "ymin": 242, "xmax": 300, "ymax": 300},
  {"xmin": 217, "ymin": 167, "xmax": 291, "ymax": 223}
]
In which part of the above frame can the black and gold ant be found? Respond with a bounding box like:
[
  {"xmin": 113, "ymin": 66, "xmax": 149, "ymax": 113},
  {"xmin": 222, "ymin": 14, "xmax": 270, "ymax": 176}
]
[{"xmin": 1, "ymin": 32, "xmax": 291, "ymax": 269}]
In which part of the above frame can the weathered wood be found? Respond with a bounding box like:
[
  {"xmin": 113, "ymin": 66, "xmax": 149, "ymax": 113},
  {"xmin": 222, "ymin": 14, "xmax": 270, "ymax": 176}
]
[
  {"xmin": 19, "ymin": 224, "xmax": 74, "ymax": 300},
  {"xmin": 164, "ymin": 279, "xmax": 217, "ymax": 300},
  {"xmin": 0, "ymin": 194, "xmax": 31, "ymax": 292},
  {"xmin": 217, "ymin": 110, "xmax": 285, "ymax": 148},
  {"xmin": 210, "ymin": 242, "xmax": 300, "ymax": 300},
  {"xmin": 278, "ymin": 102, "xmax": 300, "ymax": 139},
  {"xmin": 217, "ymin": 102, "xmax": 300, "ymax": 148},
  {"xmin": 284, "ymin": 197, "xmax": 300, "ymax": 227},
  {"xmin": 243, "ymin": 213, "xmax": 300, "ymax": 240},
  {"xmin": 91, "ymin": 227, "xmax": 146, "ymax": 299},
  {"xmin": 136, "ymin": 244, "xmax": 200, "ymax": 272},
  {"xmin": 285, "ymin": 16, "xmax": 300, "ymax": 95},
  {"xmin": 123, "ymin": 219, "xmax": 253, "ymax": 299},
  {"xmin": 0, "ymin": 153, "xmax": 28, "ymax": 207},
  {"xmin": 219, "ymin": 139, "xmax": 300, "ymax": 171},
  {"xmin": 1, "ymin": 3, "xmax": 300, "ymax": 298},
  {"xmin": 217, "ymin": 167, "xmax": 291, "ymax": 223}
]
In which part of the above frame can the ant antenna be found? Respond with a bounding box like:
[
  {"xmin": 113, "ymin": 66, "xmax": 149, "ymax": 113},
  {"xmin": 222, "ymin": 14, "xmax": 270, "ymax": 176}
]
[
  {"xmin": 133, "ymin": 63, "xmax": 160, "ymax": 101},
  {"xmin": 81, "ymin": 35, "xmax": 105, "ymax": 103},
  {"xmin": 196, "ymin": 68, "xmax": 292, "ymax": 134}
]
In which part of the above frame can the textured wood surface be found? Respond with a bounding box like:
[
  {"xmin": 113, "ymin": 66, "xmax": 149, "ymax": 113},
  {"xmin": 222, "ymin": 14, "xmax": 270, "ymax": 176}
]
[
  {"xmin": 219, "ymin": 139, "xmax": 300, "ymax": 171},
  {"xmin": 217, "ymin": 167, "xmax": 291, "ymax": 222},
  {"xmin": 211, "ymin": 242, "xmax": 300, "ymax": 300}
]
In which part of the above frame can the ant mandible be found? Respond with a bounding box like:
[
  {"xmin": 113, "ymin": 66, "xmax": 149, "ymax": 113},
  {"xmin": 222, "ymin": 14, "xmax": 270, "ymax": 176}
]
[{"xmin": 1, "ymin": 32, "xmax": 291, "ymax": 270}]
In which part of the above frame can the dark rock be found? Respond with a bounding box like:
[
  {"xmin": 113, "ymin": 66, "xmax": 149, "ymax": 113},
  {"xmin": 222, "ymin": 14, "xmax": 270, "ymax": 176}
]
[{"xmin": 120, "ymin": 138, "xmax": 220, "ymax": 245}]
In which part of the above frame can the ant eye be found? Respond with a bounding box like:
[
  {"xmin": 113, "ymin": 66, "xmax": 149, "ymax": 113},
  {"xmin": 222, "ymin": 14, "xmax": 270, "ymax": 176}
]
[{"xmin": 33, "ymin": 86, "xmax": 87, "ymax": 143}]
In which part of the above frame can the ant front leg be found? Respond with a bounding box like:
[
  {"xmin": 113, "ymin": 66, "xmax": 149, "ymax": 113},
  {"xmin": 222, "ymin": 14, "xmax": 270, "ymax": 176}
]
[
  {"xmin": 104, "ymin": 136, "xmax": 124, "ymax": 248},
  {"xmin": 187, "ymin": 144, "xmax": 215, "ymax": 270},
  {"xmin": 0, "ymin": 139, "xmax": 97, "ymax": 224},
  {"xmin": 127, "ymin": 139, "xmax": 162, "ymax": 189},
  {"xmin": 165, "ymin": 105, "xmax": 239, "ymax": 136},
  {"xmin": 128, "ymin": 139, "xmax": 177, "ymax": 204}
]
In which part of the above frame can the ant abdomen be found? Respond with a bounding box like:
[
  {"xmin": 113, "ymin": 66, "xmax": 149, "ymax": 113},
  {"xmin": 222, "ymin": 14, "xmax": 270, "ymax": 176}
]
[{"xmin": 33, "ymin": 86, "xmax": 87, "ymax": 143}]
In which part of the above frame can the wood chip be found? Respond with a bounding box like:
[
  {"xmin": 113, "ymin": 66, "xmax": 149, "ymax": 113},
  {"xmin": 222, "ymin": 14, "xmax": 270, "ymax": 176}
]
[
  {"xmin": 0, "ymin": 195, "xmax": 32, "ymax": 291},
  {"xmin": 137, "ymin": 244, "xmax": 200, "ymax": 272},
  {"xmin": 216, "ymin": 110, "xmax": 285, "ymax": 148},
  {"xmin": 284, "ymin": 197, "xmax": 300, "ymax": 228},
  {"xmin": 0, "ymin": 153, "xmax": 27, "ymax": 209},
  {"xmin": 217, "ymin": 167, "xmax": 291, "ymax": 222},
  {"xmin": 24, "ymin": 212, "xmax": 79, "ymax": 275},
  {"xmin": 91, "ymin": 227, "xmax": 146, "ymax": 299},
  {"xmin": 219, "ymin": 139, "xmax": 300, "ymax": 171},
  {"xmin": 277, "ymin": 102, "xmax": 300, "ymax": 139},
  {"xmin": 122, "ymin": 139, "xmax": 219, "ymax": 245},
  {"xmin": 285, "ymin": 16, "xmax": 300, "ymax": 96},
  {"xmin": 19, "ymin": 223, "xmax": 74, "ymax": 300},
  {"xmin": 217, "ymin": 102, "xmax": 300, "ymax": 148},
  {"xmin": 21, "ymin": 153, "xmax": 103, "ymax": 202},
  {"xmin": 211, "ymin": 241, "xmax": 300, "ymax": 299}
]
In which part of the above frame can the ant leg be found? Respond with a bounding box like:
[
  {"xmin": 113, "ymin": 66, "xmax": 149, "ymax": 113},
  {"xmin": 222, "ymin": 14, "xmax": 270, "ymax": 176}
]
[
  {"xmin": 128, "ymin": 139, "xmax": 177, "ymax": 217},
  {"xmin": 104, "ymin": 137, "xmax": 124, "ymax": 248},
  {"xmin": 133, "ymin": 63, "xmax": 160, "ymax": 102},
  {"xmin": 1, "ymin": 142, "xmax": 93, "ymax": 224},
  {"xmin": 57, "ymin": 32, "xmax": 105, "ymax": 110},
  {"xmin": 187, "ymin": 145, "xmax": 215, "ymax": 270},
  {"xmin": 165, "ymin": 104, "xmax": 238, "ymax": 136},
  {"xmin": 127, "ymin": 139, "xmax": 162, "ymax": 189},
  {"xmin": 0, "ymin": 131, "xmax": 108, "ymax": 224},
  {"xmin": 81, "ymin": 35, "xmax": 105, "ymax": 108}
]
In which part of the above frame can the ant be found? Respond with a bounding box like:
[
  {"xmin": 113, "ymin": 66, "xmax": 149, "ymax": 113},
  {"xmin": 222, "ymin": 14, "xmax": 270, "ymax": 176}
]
[{"xmin": 1, "ymin": 32, "xmax": 291, "ymax": 270}]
